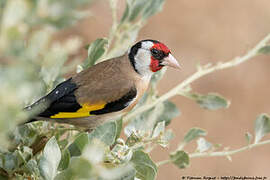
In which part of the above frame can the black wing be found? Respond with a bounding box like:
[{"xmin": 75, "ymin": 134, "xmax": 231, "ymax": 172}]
[{"xmin": 25, "ymin": 78, "xmax": 82, "ymax": 122}]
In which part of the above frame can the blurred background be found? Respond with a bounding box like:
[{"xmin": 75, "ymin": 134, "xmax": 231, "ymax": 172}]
[
  {"xmin": 1, "ymin": 0, "xmax": 270, "ymax": 179},
  {"xmin": 74, "ymin": 1, "xmax": 270, "ymax": 178}
]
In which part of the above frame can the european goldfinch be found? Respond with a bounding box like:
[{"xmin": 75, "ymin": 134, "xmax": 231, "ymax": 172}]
[{"xmin": 25, "ymin": 39, "xmax": 180, "ymax": 129}]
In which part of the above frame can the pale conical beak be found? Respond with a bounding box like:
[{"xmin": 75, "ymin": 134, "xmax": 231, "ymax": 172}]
[{"xmin": 161, "ymin": 54, "xmax": 181, "ymax": 69}]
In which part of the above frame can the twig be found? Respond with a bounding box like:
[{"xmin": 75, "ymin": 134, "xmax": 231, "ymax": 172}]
[
  {"xmin": 156, "ymin": 139, "xmax": 270, "ymax": 167},
  {"xmin": 30, "ymin": 135, "xmax": 49, "ymax": 155},
  {"xmin": 189, "ymin": 139, "xmax": 270, "ymax": 158},
  {"xmin": 123, "ymin": 33, "xmax": 270, "ymax": 123},
  {"xmin": 106, "ymin": 0, "xmax": 119, "ymax": 53},
  {"xmin": 156, "ymin": 159, "xmax": 171, "ymax": 167}
]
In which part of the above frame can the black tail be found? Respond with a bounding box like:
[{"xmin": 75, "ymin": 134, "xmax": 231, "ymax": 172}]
[
  {"xmin": 20, "ymin": 103, "xmax": 44, "ymax": 126},
  {"xmin": 18, "ymin": 115, "xmax": 39, "ymax": 126},
  {"xmin": 20, "ymin": 78, "xmax": 79, "ymax": 126}
]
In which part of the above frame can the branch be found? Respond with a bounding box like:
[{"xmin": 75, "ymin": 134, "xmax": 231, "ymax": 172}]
[
  {"xmin": 107, "ymin": 0, "xmax": 118, "ymax": 50},
  {"xmin": 156, "ymin": 139, "xmax": 270, "ymax": 167},
  {"xmin": 123, "ymin": 33, "xmax": 270, "ymax": 123},
  {"xmin": 189, "ymin": 139, "xmax": 270, "ymax": 158}
]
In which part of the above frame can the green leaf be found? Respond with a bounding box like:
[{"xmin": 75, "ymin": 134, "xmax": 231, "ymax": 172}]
[
  {"xmin": 115, "ymin": 118, "xmax": 123, "ymax": 140},
  {"xmin": 68, "ymin": 132, "xmax": 89, "ymax": 157},
  {"xmin": 258, "ymin": 45, "xmax": 270, "ymax": 54},
  {"xmin": 161, "ymin": 129, "xmax": 174, "ymax": 147},
  {"xmin": 39, "ymin": 136, "xmax": 61, "ymax": 180},
  {"xmin": 121, "ymin": 0, "xmax": 165, "ymax": 23},
  {"xmin": 156, "ymin": 100, "xmax": 180, "ymax": 126},
  {"xmin": 99, "ymin": 164, "xmax": 136, "ymax": 180},
  {"xmin": 83, "ymin": 38, "xmax": 108, "ymax": 69},
  {"xmin": 126, "ymin": 133, "xmax": 141, "ymax": 147},
  {"xmin": 70, "ymin": 158, "xmax": 92, "ymax": 178},
  {"xmin": 55, "ymin": 157, "xmax": 93, "ymax": 180},
  {"xmin": 16, "ymin": 125, "xmax": 39, "ymax": 146},
  {"xmin": 1, "ymin": 153, "xmax": 16, "ymax": 174},
  {"xmin": 131, "ymin": 150, "xmax": 157, "ymax": 180},
  {"xmin": 24, "ymin": 159, "xmax": 40, "ymax": 176},
  {"xmin": 192, "ymin": 93, "xmax": 230, "ymax": 110},
  {"xmin": 254, "ymin": 113, "xmax": 270, "ymax": 143},
  {"xmin": 120, "ymin": 3, "xmax": 130, "ymax": 23},
  {"xmin": 183, "ymin": 128, "xmax": 207, "ymax": 144},
  {"xmin": 142, "ymin": 0, "xmax": 165, "ymax": 19},
  {"xmin": 152, "ymin": 121, "xmax": 165, "ymax": 138},
  {"xmin": 245, "ymin": 132, "xmax": 253, "ymax": 144},
  {"xmin": 58, "ymin": 139, "xmax": 69, "ymax": 150},
  {"xmin": 116, "ymin": 166, "xmax": 136, "ymax": 180},
  {"xmin": 196, "ymin": 137, "xmax": 212, "ymax": 153},
  {"xmin": 54, "ymin": 169, "xmax": 72, "ymax": 180},
  {"xmin": 58, "ymin": 149, "xmax": 70, "ymax": 171},
  {"xmin": 170, "ymin": 150, "xmax": 189, "ymax": 169},
  {"xmin": 88, "ymin": 119, "xmax": 122, "ymax": 146},
  {"xmin": 82, "ymin": 139, "xmax": 105, "ymax": 164},
  {"xmin": 128, "ymin": 0, "xmax": 147, "ymax": 22},
  {"xmin": 124, "ymin": 100, "xmax": 179, "ymax": 141},
  {"xmin": 15, "ymin": 146, "xmax": 32, "ymax": 166},
  {"xmin": 111, "ymin": 144, "xmax": 133, "ymax": 163}
]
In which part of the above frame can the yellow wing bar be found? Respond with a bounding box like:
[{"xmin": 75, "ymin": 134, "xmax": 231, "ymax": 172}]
[{"xmin": 50, "ymin": 103, "xmax": 105, "ymax": 118}]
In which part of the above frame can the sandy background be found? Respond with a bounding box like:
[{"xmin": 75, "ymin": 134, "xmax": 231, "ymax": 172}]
[{"xmin": 66, "ymin": 0, "xmax": 270, "ymax": 179}]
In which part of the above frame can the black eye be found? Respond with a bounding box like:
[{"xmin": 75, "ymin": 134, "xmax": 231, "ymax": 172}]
[
  {"xmin": 151, "ymin": 49, "xmax": 159, "ymax": 55},
  {"xmin": 151, "ymin": 49, "xmax": 164, "ymax": 60}
]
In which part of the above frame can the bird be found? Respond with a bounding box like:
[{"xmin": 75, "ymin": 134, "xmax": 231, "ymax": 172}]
[{"xmin": 24, "ymin": 39, "xmax": 180, "ymax": 129}]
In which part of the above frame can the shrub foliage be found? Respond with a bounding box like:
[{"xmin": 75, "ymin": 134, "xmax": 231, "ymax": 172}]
[{"xmin": 0, "ymin": 0, "xmax": 270, "ymax": 179}]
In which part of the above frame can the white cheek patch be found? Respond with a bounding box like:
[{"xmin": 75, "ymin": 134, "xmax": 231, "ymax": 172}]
[
  {"xmin": 134, "ymin": 48, "xmax": 153, "ymax": 78},
  {"xmin": 136, "ymin": 49, "xmax": 151, "ymax": 66}
]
